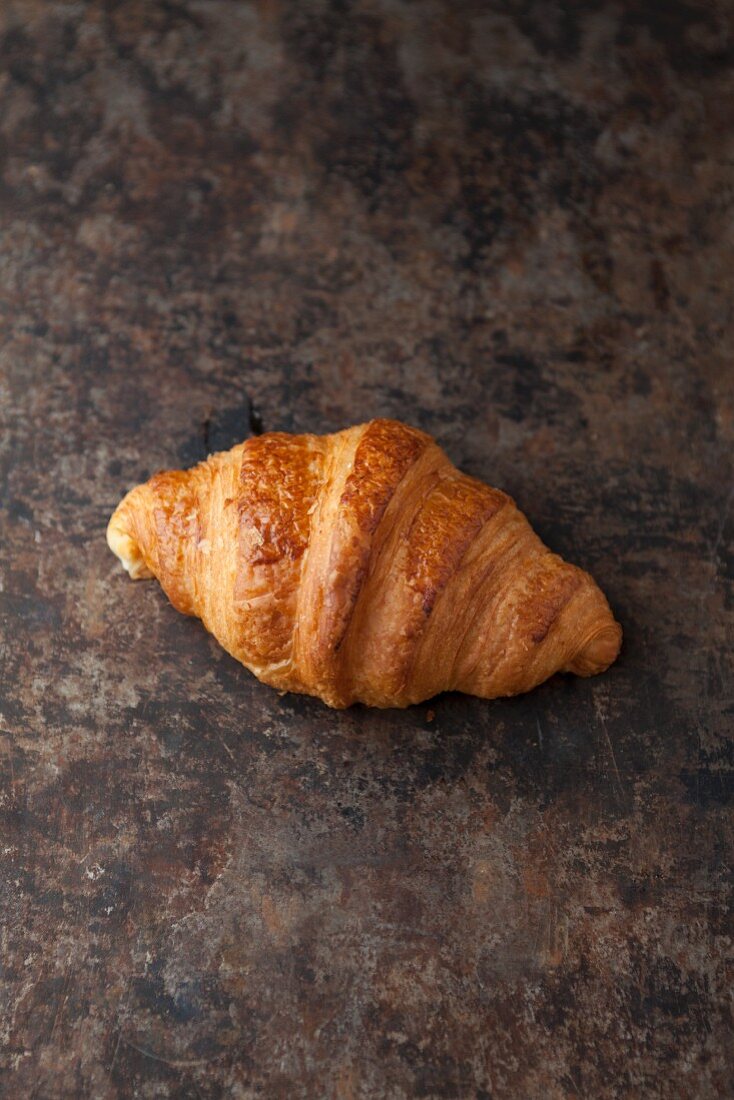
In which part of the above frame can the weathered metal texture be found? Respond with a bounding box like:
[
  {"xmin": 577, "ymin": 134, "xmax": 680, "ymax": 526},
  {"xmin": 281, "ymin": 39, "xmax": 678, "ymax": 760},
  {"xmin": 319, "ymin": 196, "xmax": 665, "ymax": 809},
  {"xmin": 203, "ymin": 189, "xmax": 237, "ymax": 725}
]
[{"xmin": 0, "ymin": 2, "xmax": 732, "ymax": 1097}]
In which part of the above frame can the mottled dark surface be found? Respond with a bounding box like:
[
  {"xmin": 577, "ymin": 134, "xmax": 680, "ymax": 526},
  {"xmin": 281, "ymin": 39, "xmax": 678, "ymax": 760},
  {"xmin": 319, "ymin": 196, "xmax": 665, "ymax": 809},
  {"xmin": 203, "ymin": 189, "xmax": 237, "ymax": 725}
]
[{"xmin": 1, "ymin": 1, "xmax": 733, "ymax": 1096}]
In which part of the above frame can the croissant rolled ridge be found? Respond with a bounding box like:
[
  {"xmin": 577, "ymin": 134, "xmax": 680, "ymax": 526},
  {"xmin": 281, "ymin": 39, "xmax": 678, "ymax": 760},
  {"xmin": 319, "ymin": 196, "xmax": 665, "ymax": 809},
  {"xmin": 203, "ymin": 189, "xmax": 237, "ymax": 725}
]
[{"xmin": 107, "ymin": 418, "xmax": 621, "ymax": 708}]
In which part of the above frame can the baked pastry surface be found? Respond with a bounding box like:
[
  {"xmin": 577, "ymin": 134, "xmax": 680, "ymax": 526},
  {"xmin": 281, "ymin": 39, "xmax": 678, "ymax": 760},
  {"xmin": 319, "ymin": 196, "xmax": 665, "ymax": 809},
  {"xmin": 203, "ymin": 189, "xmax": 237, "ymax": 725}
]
[{"xmin": 107, "ymin": 419, "xmax": 621, "ymax": 708}]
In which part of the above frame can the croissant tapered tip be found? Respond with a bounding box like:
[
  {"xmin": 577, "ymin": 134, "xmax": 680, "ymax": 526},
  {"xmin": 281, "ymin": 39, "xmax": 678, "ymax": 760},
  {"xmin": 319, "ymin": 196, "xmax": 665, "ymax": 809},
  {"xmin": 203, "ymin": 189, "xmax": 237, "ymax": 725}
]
[
  {"xmin": 107, "ymin": 490, "xmax": 153, "ymax": 580},
  {"xmin": 566, "ymin": 620, "xmax": 622, "ymax": 677}
]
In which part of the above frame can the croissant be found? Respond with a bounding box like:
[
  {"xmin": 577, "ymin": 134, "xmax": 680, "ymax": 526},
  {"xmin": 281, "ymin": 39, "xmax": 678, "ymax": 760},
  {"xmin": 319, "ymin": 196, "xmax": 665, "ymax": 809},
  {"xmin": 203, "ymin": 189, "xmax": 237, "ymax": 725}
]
[{"xmin": 107, "ymin": 418, "xmax": 621, "ymax": 708}]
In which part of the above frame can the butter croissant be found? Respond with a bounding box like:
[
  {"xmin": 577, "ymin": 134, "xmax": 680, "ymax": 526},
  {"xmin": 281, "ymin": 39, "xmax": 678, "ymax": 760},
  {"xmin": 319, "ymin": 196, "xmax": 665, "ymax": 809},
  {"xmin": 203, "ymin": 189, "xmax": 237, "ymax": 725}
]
[{"xmin": 107, "ymin": 418, "xmax": 621, "ymax": 708}]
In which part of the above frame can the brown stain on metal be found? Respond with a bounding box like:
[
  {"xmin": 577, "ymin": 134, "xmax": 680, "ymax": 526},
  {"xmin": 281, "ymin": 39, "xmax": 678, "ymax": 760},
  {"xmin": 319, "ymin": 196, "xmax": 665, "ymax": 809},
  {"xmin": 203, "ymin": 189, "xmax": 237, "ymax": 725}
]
[
  {"xmin": 260, "ymin": 894, "xmax": 286, "ymax": 941},
  {"xmin": 472, "ymin": 860, "xmax": 495, "ymax": 906},
  {"xmin": 522, "ymin": 866, "xmax": 551, "ymax": 900}
]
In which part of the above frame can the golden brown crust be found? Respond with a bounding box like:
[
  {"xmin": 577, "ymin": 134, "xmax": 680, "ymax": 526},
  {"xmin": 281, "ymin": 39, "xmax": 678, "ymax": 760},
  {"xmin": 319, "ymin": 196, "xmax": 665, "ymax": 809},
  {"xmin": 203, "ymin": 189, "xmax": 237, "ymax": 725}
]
[
  {"xmin": 106, "ymin": 418, "xmax": 622, "ymax": 708},
  {"xmin": 316, "ymin": 420, "xmax": 429, "ymax": 673},
  {"xmin": 405, "ymin": 473, "xmax": 508, "ymax": 618},
  {"xmin": 149, "ymin": 469, "xmax": 201, "ymax": 615},
  {"xmin": 234, "ymin": 432, "xmax": 326, "ymax": 680},
  {"xmin": 237, "ymin": 432, "xmax": 323, "ymax": 567}
]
